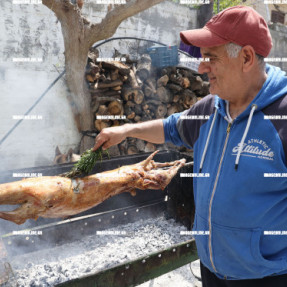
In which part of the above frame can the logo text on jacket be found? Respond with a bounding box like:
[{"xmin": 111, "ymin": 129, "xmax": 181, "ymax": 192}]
[{"xmin": 232, "ymin": 138, "xmax": 274, "ymax": 161}]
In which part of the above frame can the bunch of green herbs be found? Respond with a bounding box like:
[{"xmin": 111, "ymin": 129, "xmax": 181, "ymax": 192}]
[{"xmin": 60, "ymin": 147, "xmax": 109, "ymax": 178}]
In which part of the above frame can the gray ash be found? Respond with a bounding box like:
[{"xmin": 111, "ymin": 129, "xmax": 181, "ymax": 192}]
[{"xmin": 10, "ymin": 216, "xmax": 192, "ymax": 287}]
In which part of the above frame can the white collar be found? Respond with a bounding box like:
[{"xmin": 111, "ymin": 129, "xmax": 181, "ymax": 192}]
[{"xmin": 225, "ymin": 100, "xmax": 234, "ymax": 123}]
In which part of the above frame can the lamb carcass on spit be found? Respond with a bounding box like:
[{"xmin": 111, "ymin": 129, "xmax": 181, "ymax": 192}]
[{"xmin": 0, "ymin": 151, "xmax": 186, "ymax": 225}]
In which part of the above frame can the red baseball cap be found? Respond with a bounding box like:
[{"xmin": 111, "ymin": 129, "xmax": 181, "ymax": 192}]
[{"xmin": 180, "ymin": 6, "xmax": 272, "ymax": 57}]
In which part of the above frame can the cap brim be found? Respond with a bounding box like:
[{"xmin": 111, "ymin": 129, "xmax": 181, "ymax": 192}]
[{"xmin": 180, "ymin": 27, "xmax": 228, "ymax": 48}]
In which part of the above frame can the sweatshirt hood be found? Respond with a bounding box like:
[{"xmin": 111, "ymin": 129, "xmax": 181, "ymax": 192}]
[
  {"xmin": 200, "ymin": 64, "xmax": 287, "ymax": 171},
  {"xmin": 250, "ymin": 63, "xmax": 287, "ymax": 111}
]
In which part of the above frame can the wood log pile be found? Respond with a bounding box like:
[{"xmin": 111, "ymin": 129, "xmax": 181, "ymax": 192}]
[{"xmin": 86, "ymin": 48, "xmax": 210, "ymax": 156}]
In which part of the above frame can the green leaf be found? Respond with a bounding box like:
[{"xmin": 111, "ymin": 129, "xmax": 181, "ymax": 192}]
[{"xmin": 60, "ymin": 147, "xmax": 109, "ymax": 179}]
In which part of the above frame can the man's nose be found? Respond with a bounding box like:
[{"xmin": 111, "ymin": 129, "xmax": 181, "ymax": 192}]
[{"xmin": 198, "ymin": 61, "xmax": 211, "ymax": 74}]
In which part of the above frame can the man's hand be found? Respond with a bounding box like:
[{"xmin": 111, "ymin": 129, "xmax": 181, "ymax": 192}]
[
  {"xmin": 92, "ymin": 120, "xmax": 165, "ymax": 151},
  {"xmin": 92, "ymin": 125, "xmax": 128, "ymax": 151}
]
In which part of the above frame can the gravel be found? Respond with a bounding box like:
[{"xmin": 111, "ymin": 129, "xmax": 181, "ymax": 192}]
[{"xmin": 8, "ymin": 216, "xmax": 196, "ymax": 286}]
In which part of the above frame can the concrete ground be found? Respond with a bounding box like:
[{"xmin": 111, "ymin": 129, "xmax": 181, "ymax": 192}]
[{"xmin": 138, "ymin": 259, "xmax": 202, "ymax": 287}]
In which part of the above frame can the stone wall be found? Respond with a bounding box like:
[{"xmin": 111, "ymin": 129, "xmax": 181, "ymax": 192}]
[
  {"xmin": 268, "ymin": 23, "xmax": 287, "ymax": 72},
  {"xmin": 1, "ymin": 1, "xmax": 286, "ymax": 171},
  {"xmin": 0, "ymin": 1, "xmax": 197, "ymax": 170}
]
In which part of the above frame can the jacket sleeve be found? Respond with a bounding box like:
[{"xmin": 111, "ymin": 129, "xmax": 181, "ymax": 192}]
[
  {"xmin": 163, "ymin": 112, "xmax": 192, "ymax": 149},
  {"xmin": 163, "ymin": 95, "xmax": 215, "ymax": 149}
]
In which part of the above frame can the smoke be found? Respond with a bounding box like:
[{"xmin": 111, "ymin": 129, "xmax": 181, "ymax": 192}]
[
  {"xmin": 0, "ymin": 151, "xmax": 192, "ymax": 287},
  {"xmin": 0, "ymin": 1, "xmax": 82, "ymax": 173},
  {"xmin": 0, "ymin": 67, "xmax": 82, "ymax": 172},
  {"xmin": 8, "ymin": 216, "xmax": 191, "ymax": 286}
]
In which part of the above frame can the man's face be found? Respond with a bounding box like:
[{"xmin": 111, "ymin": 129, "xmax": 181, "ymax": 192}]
[{"xmin": 198, "ymin": 45, "xmax": 241, "ymax": 100}]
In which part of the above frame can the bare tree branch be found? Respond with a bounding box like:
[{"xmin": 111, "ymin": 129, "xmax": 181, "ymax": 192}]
[
  {"xmin": 86, "ymin": 0, "xmax": 165, "ymax": 47},
  {"xmin": 42, "ymin": 0, "xmax": 72, "ymax": 19},
  {"xmin": 40, "ymin": 0, "xmax": 166, "ymax": 151}
]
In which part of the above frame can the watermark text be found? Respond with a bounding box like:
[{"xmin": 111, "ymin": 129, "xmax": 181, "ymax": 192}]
[
  {"xmin": 180, "ymin": 231, "xmax": 209, "ymax": 235},
  {"xmin": 12, "ymin": 115, "xmax": 43, "ymax": 120},
  {"xmin": 96, "ymin": 230, "xmax": 127, "ymax": 235},
  {"xmin": 264, "ymin": 115, "xmax": 287, "ymax": 120},
  {"xmin": 13, "ymin": 230, "xmax": 42, "ymax": 235},
  {"xmin": 13, "ymin": 58, "xmax": 42, "ymax": 62},
  {"xmin": 180, "ymin": 173, "xmax": 210, "ymax": 178},
  {"xmin": 13, "ymin": 173, "xmax": 43, "ymax": 178},
  {"xmin": 264, "ymin": 173, "xmax": 287, "ymax": 177},
  {"xmin": 264, "ymin": 230, "xmax": 287, "ymax": 235},
  {"xmin": 97, "ymin": 57, "xmax": 126, "ymax": 62},
  {"xmin": 180, "ymin": 0, "xmax": 210, "ymax": 4},
  {"xmin": 264, "ymin": 57, "xmax": 287, "ymax": 62},
  {"xmin": 96, "ymin": 115, "xmax": 126, "ymax": 120},
  {"xmin": 180, "ymin": 115, "xmax": 210, "ymax": 120},
  {"xmin": 264, "ymin": 0, "xmax": 287, "ymax": 4}
]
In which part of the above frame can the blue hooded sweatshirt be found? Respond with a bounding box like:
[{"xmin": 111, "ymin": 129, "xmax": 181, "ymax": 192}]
[{"xmin": 163, "ymin": 64, "xmax": 287, "ymax": 280}]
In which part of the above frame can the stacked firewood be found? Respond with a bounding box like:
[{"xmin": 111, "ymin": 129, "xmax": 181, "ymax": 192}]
[{"xmin": 86, "ymin": 48, "xmax": 209, "ymax": 156}]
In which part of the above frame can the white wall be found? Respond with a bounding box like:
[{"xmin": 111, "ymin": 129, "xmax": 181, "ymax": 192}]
[
  {"xmin": 0, "ymin": 1, "xmax": 197, "ymax": 170},
  {"xmin": 269, "ymin": 23, "xmax": 287, "ymax": 72}
]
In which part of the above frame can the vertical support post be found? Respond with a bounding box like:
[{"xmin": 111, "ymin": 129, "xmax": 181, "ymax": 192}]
[{"xmin": 0, "ymin": 239, "xmax": 15, "ymax": 286}]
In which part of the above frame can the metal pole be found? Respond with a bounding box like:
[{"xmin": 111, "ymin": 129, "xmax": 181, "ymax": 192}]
[{"xmin": 217, "ymin": 0, "xmax": 220, "ymax": 13}]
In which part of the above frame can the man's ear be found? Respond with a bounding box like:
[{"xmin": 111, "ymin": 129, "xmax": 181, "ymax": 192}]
[{"xmin": 241, "ymin": 45, "xmax": 256, "ymax": 72}]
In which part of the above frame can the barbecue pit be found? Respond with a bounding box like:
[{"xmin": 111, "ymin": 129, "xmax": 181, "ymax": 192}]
[{"xmin": 0, "ymin": 150, "xmax": 197, "ymax": 286}]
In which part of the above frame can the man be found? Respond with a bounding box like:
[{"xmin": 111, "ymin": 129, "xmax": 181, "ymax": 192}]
[{"xmin": 93, "ymin": 6, "xmax": 287, "ymax": 286}]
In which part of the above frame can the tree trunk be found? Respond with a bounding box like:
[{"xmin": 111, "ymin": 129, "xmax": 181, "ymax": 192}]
[
  {"xmin": 63, "ymin": 19, "xmax": 93, "ymax": 151},
  {"xmin": 42, "ymin": 0, "xmax": 165, "ymax": 152}
]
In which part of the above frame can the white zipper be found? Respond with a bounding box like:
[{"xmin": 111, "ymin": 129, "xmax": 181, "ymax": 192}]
[{"xmin": 208, "ymin": 122, "xmax": 232, "ymax": 272}]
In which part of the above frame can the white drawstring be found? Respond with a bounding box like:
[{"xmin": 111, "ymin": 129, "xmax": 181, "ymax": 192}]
[
  {"xmin": 235, "ymin": 104, "xmax": 257, "ymax": 170},
  {"xmin": 199, "ymin": 109, "xmax": 218, "ymax": 173}
]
